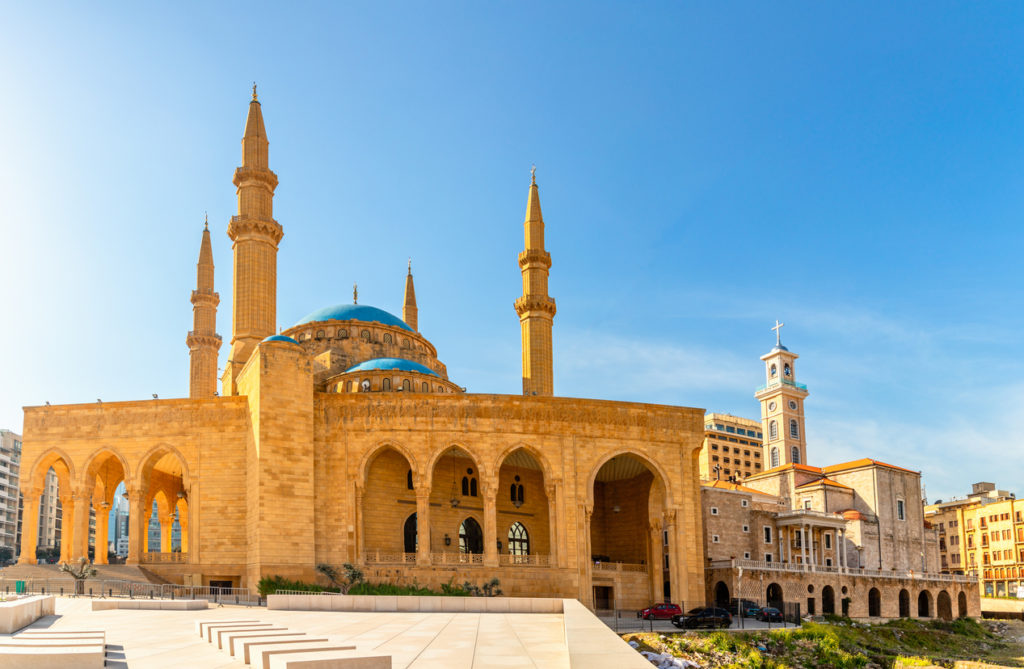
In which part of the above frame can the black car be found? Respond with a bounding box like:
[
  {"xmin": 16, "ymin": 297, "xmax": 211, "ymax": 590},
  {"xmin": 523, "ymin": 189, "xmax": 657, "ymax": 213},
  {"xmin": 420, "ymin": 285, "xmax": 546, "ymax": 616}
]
[
  {"xmin": 756, "ymin": 606, "xmax": 784, "ymax": 622},
  {"xmin": 671, "ymin": 606, "xmax": 732, "ymax": 629}
]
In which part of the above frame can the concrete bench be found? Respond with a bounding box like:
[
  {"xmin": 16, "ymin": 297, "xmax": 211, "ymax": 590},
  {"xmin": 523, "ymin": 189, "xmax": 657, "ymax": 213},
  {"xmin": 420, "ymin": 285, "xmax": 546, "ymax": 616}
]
[
  {"xmin": 0, "ymin": 595, "xmax": 56, "ymax": 633},
  {"xmin": 216, "ymin": 625, "xmax": 288, "ymax": 649},
  {"xmin": 195, "ymin": 618, "xmax": 259, "ymax": 636},
  {"xmin": 204, "ymin": 622, "xmax": 275, "ymax": 643},
  {"xmin": 267, "ymin": 650, "xmax": 391, "ymax": 669},
  {"xmin": 92, "ymin": 598, "xmax": 208, "ymax": 611},
  {"xmin": 0, "ymin": 644, "xmax": 105, "ymax": 668},
  {"xmin": 230, "ymin": 632, "xmax": 310, "ymax": 658},
  {"xmin": 236, "ymin": 636, "xmax": 329, "ymax": 664},
  {"xmin": 251, "ymin": 642, "xmax": 359, "ymax": 669}
]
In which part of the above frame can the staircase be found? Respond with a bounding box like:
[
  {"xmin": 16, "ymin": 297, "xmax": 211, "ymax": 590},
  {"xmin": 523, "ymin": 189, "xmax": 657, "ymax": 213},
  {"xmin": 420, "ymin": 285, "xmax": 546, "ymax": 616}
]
[{"xmin": 0, "ymin": 563, "xmax": 169, "ymax": 584}]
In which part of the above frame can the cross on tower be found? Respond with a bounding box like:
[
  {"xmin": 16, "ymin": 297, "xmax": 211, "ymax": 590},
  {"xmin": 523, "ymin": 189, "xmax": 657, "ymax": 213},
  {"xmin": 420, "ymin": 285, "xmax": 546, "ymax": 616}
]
[{"xmin": 771, "ymin": 320, "xmax": 784, "ymax": 346}]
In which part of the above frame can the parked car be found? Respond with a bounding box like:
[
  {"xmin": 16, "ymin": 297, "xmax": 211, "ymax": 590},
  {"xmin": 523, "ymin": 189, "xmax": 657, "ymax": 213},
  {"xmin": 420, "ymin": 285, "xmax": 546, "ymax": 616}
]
[
  {"xmin": 671, "ymin": 607, "xmax": 732, "ymax": 629},
  {"xmin": 637, "ymin": 603, "xmax": 682, "ymax": 620},
  {"xmin": 744, "ymin": 604, "xmax": 762, "ymax": 618},
  {"xmin": 726, "ymin": 599, "xmax": 760, "ymax": 617},
  {"xmin": 756, "ymin": 607, "xmax": 784, "ymax": 622}
]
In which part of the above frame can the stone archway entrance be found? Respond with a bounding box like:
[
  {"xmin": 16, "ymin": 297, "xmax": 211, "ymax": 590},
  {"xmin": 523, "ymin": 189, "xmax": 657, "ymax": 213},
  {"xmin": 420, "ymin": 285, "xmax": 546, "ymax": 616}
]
[
  {"xmin": 821, "ymin": 585, "xmax": 835, "ymax": 615},
  {"xmin": 899, "ymin": 589, "xmax": 911, "ymax": 617},
  {"xmin": 937, "ymin": 590, "xmax": 952, "ymax": 621},
  {"xmin": 868, "ymin": 588, "xmax": 881, "ymax": 617},
  {"xmin": 957, "ymin": 591, "xmax": 968, "ymax": 618},
  {"xmin": 918, "ymin": 590, "xmax": 932, "ymax": 618},
  {"xmin": 766, "ymin": 583, "xmax": 784, "ymax": 610},
  {"xmin": 134, "ymin": 448, "xmax": 189, "ymax": 565},
  {"xmin": 589, "ymin": 453, "xmax": 668, "ymax": 607},
  {"xmin": 18, "ymin": 453, "xmax": 74, "ymax": 565},
  {"xmin": 715, "ymin": 581, "xmax": 730, "ymax": 608}
]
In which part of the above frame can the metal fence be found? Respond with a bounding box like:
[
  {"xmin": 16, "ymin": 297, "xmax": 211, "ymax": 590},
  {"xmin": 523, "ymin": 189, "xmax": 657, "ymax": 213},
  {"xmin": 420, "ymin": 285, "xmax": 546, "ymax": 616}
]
[
  {"xmin": 597, "ymin": 599, "xmax": 802, "ymax": 635},
  {"xmin": 0, "ymin": 578, "xmax": 263, "ymax": 607}
]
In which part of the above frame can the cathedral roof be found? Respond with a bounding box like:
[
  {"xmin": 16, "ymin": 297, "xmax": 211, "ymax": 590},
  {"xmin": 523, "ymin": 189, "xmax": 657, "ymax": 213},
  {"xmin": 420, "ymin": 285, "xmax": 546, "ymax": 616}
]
[
  {"xmin": 294, "ymin": 304, "xmax": 414, "ymax": 332},
  {"xmin": 344, "ymin": 357, "xmax": 439, "ymax": 377},
  {"xmin": 262, "ymin": 334, "xmax": 299, "ymax": 344}
]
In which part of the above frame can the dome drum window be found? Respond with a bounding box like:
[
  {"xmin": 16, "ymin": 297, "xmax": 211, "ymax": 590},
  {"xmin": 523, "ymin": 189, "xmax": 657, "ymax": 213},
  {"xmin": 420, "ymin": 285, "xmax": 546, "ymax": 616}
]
[
  {"xmin": 337, "ymin": 328, "xmax": 348, "ymax": 339},
  {"xmin": 383, "ymin": 333, "xmax": 393, "ymax": 344},
  {"xmin": 360, "ymin": 330, "xmax": 371, "ymax": 341}
]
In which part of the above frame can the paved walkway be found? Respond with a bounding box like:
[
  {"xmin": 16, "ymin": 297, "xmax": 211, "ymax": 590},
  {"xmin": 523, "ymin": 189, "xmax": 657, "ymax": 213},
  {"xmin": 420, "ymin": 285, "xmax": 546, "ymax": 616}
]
[{"xmin": 6, "ymin": 597, "xmax": 572, "ymax": 668}]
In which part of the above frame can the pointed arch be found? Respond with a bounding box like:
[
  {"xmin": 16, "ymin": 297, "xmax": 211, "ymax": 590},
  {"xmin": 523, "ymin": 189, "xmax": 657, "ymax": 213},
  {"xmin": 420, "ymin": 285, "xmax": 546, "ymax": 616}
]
[
  {"xmin": 585, "ymin": 449, "xmax": 673, "ymax": 508},
  {"xmin": 493, "ymin": 442, "xmax": 555, "ymax": 484},
  {"xmin": 359, "ymin": 441, "xmax": 421, "ymax": 485},
  {"xmin": 27, "ymin": 447, "xmax": 76, "ymax": 492},
  {"xmin": 425, "ymin": 443, "xmax": 485, "ymax": 488},
  {"xmin": 136, "ymin": 443, "xmax": 191, "ymax": 490}
]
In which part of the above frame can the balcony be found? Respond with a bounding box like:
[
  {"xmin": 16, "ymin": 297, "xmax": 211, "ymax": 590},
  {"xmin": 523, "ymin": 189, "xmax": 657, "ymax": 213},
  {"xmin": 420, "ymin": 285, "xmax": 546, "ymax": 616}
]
[
  {"xmin": 707, "ymin": 558, "xmax": 978, "ymax": 584},
  {"xmin": 755, "ymin": 378, "xmax": 808, "ymax": 394}
]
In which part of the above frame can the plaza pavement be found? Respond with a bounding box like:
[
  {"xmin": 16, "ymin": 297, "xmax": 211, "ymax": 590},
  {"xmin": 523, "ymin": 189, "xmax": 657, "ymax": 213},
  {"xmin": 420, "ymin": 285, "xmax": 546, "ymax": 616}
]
[{"xmin": 6, "ymin": 597, "xmax": 575, "ymax": 668}]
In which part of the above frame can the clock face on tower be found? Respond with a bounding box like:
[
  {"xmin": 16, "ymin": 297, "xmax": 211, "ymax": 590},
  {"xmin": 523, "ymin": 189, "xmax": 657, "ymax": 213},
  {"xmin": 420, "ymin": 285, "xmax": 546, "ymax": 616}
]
[
  {"xmin": 768, "ymin": 401, "xmax": 776, "ymax": 412},
  {"xmin": 789, "ymin": 400, "xmax": 797, "ymax": 410}
]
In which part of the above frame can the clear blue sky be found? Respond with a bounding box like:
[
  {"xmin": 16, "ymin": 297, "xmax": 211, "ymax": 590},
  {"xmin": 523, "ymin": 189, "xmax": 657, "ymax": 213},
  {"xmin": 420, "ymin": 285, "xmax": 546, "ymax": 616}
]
[{"xmin": 1, "ymin": 3, "xmax": 1022, "ymax": 502}]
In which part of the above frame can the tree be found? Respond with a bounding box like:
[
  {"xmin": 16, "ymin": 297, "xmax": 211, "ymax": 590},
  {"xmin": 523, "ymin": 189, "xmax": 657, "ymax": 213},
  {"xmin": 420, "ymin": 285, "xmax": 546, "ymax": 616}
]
[
  {"xmin": 316, "ymin": 563, "xmax": 364, "ymax": 594},
  {"xmin": 59, "ymin": 557, "xmax": 98, "ymax": 595}
]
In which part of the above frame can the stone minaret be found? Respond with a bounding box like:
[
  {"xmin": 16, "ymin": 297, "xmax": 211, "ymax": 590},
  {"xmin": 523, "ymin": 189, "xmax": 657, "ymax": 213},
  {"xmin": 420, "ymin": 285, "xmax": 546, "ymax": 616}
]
[
  {"xmin": 224, "ymin": 85, "xmax": 283, "ymax": 395},
  {"xmin": 403, "ymin": 259, "xmax": 418, "ymax": 331},
  {"xmin": 514, "ymin": 167, "xmax": 556, "ymax": 396},
  {"xmin": 187, "ymin": 217, "xmax": 222, "ymax": 398}
]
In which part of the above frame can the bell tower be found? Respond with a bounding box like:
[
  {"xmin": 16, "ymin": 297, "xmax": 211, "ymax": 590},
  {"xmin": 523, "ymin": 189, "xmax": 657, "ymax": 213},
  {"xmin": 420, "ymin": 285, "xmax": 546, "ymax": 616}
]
[
  {"xmin": 222, "ymin": 85, "xmax": 283, "ymax": 396},
  {"xmin": 754, "ymin": 321, "xmax": 809, "ymax": 469},
  {"xmin": 514, "ymin": 167, "xmax": 556, "ymax": 396}
]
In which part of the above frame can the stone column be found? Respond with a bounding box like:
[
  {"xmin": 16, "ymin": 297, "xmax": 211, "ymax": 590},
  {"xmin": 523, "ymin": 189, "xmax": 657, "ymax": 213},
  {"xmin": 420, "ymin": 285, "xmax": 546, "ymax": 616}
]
[
  {"xmin": 581, "ymin": 503, "xmax": 594, "ymax": 607},
  {"xmin": 94, "ymin": 502, "xmax": 111, "ymax": 564},
  {"xmin": 666, "ymin": 509, "xmax": 681, "ymax": 605},
  {"xmin": 809, "ymin": 526, "xmax": 816, "ymax": 566},
  {"xmin": 482, "ymin": 477, "xmax": 498, "ymax": 568},
  {"xmin": 354, "ymin": 484, "xmax": 365, "ymax": 563},
  {"xmin": 415, "ymin": 485, "xmax": 431, "ymax": 565},
  {"xmin": 545, "ymin": 480, "xmax": 559, "ymax": 563},
  {"xmin": 17, "ymin": 488, "xmax": 41, "ymax": 565},
  {"xmin": 72, "ymin": 490, "xmax": 93, "ymax": 561},
  {"xmin": 801, "ymin": 525, "xmax": 808, "ymax": 568},
  {"xmin": 160, "ymin": 515, "xmax": 173, "ymax": 553},
  {"xmin": 59, "ymin": 495, "xmax": 74, "ymax": 563},
  {"xmin": 649, "ymin": 520, "xmax": 664, "ymax": 602},
  {"xmin": 178, "ymin": 505, "xmax": 190, "ymax": 554},
  {"xmin": 126, "ymin": 489, "xmax": 145, "ymax": 565}
]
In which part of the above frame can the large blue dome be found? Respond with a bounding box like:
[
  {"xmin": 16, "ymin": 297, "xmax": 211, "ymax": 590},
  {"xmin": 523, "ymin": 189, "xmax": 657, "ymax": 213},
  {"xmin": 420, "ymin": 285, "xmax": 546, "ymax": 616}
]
[
  {"xmin": 294, "ymin": 304, "xmax": 414, "ymax": 332},
  {"xmin": 262, "ymin": 334, "xmax": 300, "ymax": 345},
  {"xmin": 344, "ymin": 357, "xmax": 438, "ymax": 377}
]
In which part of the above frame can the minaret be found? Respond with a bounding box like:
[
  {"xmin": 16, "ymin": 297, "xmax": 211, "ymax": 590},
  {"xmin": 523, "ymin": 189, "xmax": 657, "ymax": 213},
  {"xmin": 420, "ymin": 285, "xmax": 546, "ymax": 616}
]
[
  {"xmin": 187, "ymin": 216, "xmax": 222, "ymax": 398},
  {"xmin": 754, "ymin": 321, "xmax": 809, "ymax": 469},
  {"xmin": 403, "ymin": 259, "xmax": 418, "ymax": 331},
  {"xmin": 514, "ymin": 167, "xmax": 556, "ymax": 396},
  {"xmin": 223, "ymin": 84, "xmax": 283, "ymax": 395}
]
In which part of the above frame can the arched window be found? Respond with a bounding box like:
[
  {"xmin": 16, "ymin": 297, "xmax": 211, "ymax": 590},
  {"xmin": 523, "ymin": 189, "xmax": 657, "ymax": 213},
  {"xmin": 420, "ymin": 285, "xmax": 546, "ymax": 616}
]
[
  {"xmin": 470, "ymin": 478, "xmax": 478, "ymax": 497},
  {"xmin": 382, "ymin": 378, "xmax": 392, "ymax": 391},
  {"xmin": 337, "ymin": 328, "xmax": 348, "ymax": 339},
  {"xmin": 784, "ymin": 363, "xmax": 791, "ymax": 377},
  {"xmin": 407, "ymin": 469, "xmax": 414, "ymax": 490},
  {"xmin": 315, "ymin": 329, "xmax": 325, "ymax": 340},
  {"xmin": 360, "ymin": 379, "xmax": 371, "ymax": 392},
  {"xmin": 510, "ymin": 475, "xmax": 524, "ymax": 506},
  {"xmin": 360, "ymin": 330, "xmax": 371, "ymax": 341},
  {"xmin": 403, "ymin": 513, "xmax": 417, "ymax": 553},
  {"xmin": 461, "ymin": 476, "xmax": 469, "ymax": 496},
  {"xmin": 383, "ymin": 333, "xmax": 393, "ymax": 344},
  {"xmin": 508, "ymin": 522, "xmax": 530, "ymax": 556},
  {"xmin": 770, "ymin": 448, "xmax": 780, "ymax": 468},
  {"xmin": 769, "ymin": 420, "xmax": 778, "ymax": 440},
  {"xmin": 345, "ymin": 381, "xmax": 352, "ymax": 392},
  {"xmin": 790, "ymin": 419, "xmax": 799, "ymax": 438},
  {"xmin": 401, "ymin": 338, "xmax": 409, "ymax": 348},
  {"xmin": 459, "ymin": 517, "xmax": 483, "ymax": 554},
  {"xmin": 770, "ymin": 364, "xmax": 778, "ymax": 378},
  {"xmin": 791, "ymin": 447, "xmax": 800, "ymax": 465},
  {"xmin": 402, "ymin": 379, "xmax": 411, "ymax": 391},
  {"xmin": 422, "ymin": 382, "xmax": 429, "ymax": 393}
]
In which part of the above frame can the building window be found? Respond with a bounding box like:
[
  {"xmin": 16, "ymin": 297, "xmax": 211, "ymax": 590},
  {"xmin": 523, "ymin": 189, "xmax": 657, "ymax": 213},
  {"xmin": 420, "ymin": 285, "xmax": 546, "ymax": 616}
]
[
  {"xmin": 407, "ymin": 469, "xmax": 414, "ymax": 490},
  {"xmin": 663, "ymin": 530, "xmax": 669, "ymax": 547},
  {"xmin": 461, "ymin": 470, "xmax": 478, "ymax": 497},
  {"xmin": 712, "ymin": 535, "xmax": 720, "ymax": 543},
  {"xmin": 337, "ymin": 328, "xmax": 348, "ymax": 339},
  {"xmin": 510, "ymin": 477, "xmax": 524, "ymax": 506},
  {"xmin": 792, "ymin": 447, "xmax": 801, "ymax": 465},
  {"xmin": 402, "ymin": 379, "xmax": 411, "ymax": 391},
  {"xmin": 458, "ymin": 518, "xmax": 483, "ymax": 554},
  {"xmin": 897, "ymin": 499, "xmax": 906, "ymax": 521},
  {"xmin": 803, "ymin": 499, "xmax": 811, "ymax": 510},
  {"xmin": 770, "ymin": 364, "xmax": 778, "ymax": 378},
  {"xmin": 382, "ymin": 378, "xmax": 392, "ymax": 391},
  {"xmin": 383, "ymin": 333, "xmax": 393, "ymax": 344},
  {"xmin": 825, "ymin": 533, "xmax": 832, "ymax": 549},
  {"xmin": 790, "ymin": 419, "xmax": 799, "ymax": 438},
  {"xmin": 743, "ymin": 525, "xmax": 750, "ymax": 533},
  {"xmin": 422, "ymin": 382, "xmax": 429, "ymax": 392},
  {"xmin": 664, "ymin": 554, "xmax": 670, "ymax": 569},
  {"xmin": 360, "ymin": 330, "xmax": 371, "ymax": 341},
  {"xmin": 741, "ymin": 500, "xmax": 749, "ymax": 508},
  {"xmin": 784, "ymin": 363, "xmax": 791, "ymax": 376},
  {"xmin": 711, "ymin": 507, "xmax": 719, "ymax": 516},
  {"xmin": 315, "ymin": 329, "xmax": 325, "ymax": 340},
  {"xmin": 744, "ymin": 552, "xmax": 751, "ymax": 559},
  {"xmin": 770, "ymin": 448, "xmax": 779, "ymax": 468},
  {"xmin": 769, "ymin": 421, "xmax": 778, "ymax": 441},
  {"xmin": 765, "ymin": 553, "xmax": 773, "ymax": 562},
  {"xmin": 508, "ymin": 522, "xmax": 529, "ymax": 556},
  {"xmin": 825, "ymin": 558, "xmax": 832, "ymax": 567},
  {"xmin": 763, "ymin": 526, "xmax": 773, "ymax": 544}
]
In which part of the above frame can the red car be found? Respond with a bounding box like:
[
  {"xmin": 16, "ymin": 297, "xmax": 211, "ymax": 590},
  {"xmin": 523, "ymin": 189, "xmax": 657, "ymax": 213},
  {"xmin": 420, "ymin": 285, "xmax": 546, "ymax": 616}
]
[{"xmin": 637, "ymin": 602, "xmax": 682, "ymax": 620}]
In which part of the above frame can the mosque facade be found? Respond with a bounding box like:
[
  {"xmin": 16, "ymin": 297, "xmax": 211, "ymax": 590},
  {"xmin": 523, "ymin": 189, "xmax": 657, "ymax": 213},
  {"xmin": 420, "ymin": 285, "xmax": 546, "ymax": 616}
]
[{"xmin": 15, "ymin": 92, "xmax": 707, "ymax": 609}]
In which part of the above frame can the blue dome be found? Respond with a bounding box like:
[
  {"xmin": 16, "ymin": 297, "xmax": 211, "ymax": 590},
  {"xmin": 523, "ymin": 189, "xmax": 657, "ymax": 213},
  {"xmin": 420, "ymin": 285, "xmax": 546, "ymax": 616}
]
[
  {"xmin": 262, "ymin": 334, "xmax": 300, "ymax": 345},
  {"xmin": 294, "ymin": 304, "xmax": 413, "ymax": 332},
  {"xmin": 344, "ymin": 357, "xmax": 438, "ymax": 377}
]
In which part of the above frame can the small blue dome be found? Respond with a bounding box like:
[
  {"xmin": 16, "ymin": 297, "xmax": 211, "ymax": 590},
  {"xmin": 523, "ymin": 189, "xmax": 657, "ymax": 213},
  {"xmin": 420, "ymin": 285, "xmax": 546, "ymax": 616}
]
[
  {"xmin": 262, "ymin": 334, "xmax": 300, "ymax": 345},
  {"xmin": 294, "ymin": 304, "xmax": 413, "ymax": 332},
  {"xmin": 344, "ymin": 357, "xmax": 439, "ymax": 377}
]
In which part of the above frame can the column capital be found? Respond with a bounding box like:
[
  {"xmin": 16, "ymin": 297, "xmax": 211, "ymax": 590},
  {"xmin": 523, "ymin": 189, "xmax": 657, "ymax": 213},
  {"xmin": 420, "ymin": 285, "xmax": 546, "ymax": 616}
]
[
  {"xmin": 95, "ymin": 501, "xmax": 112, "ymax": 512},
  {"xmin": 72, "ymin": 488, "xmax": 92, "ymax": 503},
  {"xmin": 21, "ymin": 486, "xmax": 42, "ymax": 499}
]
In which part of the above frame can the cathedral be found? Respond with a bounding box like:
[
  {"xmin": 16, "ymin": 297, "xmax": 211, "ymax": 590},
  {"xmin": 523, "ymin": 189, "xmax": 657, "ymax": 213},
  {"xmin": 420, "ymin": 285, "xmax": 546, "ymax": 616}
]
[{"xmin": 15, "ymin": 91, "xmax": 707, "ymax": 610}]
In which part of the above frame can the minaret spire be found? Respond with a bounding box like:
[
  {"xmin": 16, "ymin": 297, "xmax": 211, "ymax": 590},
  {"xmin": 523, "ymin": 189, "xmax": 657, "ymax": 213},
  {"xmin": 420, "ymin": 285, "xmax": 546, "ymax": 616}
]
[
  {"xmin": 187, "ymin": 218, "xmax": 222, "ymax": 398},
  {"xmin": 403, "ymin": 258, "xmax": 418, "ymax": 331},
  {"xmin": 514, "ymin": 166, "xmax": 556, "ymax": 396},
  {"xmin": 223, "ymin": 87, "xmax": 282, "ymax": 395}
]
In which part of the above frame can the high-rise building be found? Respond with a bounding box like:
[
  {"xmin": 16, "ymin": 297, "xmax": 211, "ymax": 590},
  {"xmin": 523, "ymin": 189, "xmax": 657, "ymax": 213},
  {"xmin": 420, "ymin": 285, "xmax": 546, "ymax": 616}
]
[
  {"xmin": 37, "ymin": 469, "xmax": 60, "ymax": 552},
  {"xmin": 0, "ymin": 430, "xmax": 22, "ymax": 558},
  {"xmin": 699, "ymin": 414, "xmax": 764, "ymax": 481}
]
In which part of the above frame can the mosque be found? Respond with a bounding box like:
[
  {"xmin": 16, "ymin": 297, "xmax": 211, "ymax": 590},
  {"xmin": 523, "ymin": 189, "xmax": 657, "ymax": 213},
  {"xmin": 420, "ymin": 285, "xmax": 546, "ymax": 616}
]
[{"xmin": 15, "ymin": 91, "xmax": 707, "ymax": 609}]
